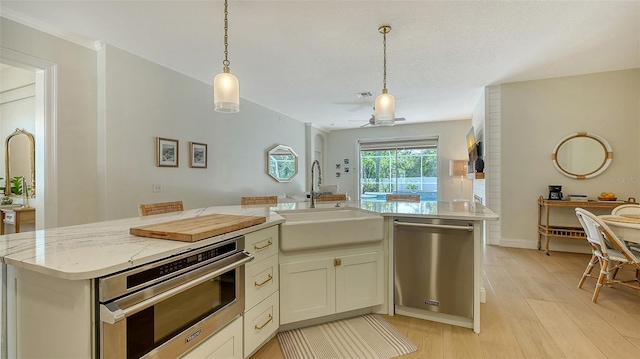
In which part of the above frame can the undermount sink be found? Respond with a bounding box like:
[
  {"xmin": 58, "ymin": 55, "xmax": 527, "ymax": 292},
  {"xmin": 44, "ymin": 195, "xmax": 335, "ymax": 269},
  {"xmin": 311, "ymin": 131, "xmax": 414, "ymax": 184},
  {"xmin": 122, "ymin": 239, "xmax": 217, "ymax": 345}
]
[{"xmin": 278, "ymin": 208, "xmax": 383, "ymax": 252}]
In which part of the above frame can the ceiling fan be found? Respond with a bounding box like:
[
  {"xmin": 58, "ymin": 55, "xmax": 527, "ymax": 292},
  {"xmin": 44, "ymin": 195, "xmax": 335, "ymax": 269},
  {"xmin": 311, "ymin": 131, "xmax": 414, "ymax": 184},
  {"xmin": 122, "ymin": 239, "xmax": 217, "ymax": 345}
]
[{"xmin": 358, "ymin": 115, "xmax": 406, "ymax": 127}]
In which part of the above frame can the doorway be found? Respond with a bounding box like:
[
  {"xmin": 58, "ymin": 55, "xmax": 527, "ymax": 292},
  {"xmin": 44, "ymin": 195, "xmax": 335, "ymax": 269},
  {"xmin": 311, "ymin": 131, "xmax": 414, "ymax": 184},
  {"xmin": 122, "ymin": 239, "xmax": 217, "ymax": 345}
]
[{"xmin": 0, "ymin": 48, "xmax": 58, "ymax": 231}]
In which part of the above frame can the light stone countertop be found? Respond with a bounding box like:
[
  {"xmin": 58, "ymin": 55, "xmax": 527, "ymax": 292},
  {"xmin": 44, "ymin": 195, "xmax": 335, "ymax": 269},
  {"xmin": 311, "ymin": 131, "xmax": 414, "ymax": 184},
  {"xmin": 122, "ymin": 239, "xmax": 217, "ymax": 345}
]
[
  {"xmin": 0, "ymin": 201, "xmax": 498, "ymax": 280},
  {"xmin": 0, "ymin": 205, "xmax": 284, "ymax": 280},
  {"xmin": 274, "ymin": 200, "xmax": 499, "ymax": 221}
]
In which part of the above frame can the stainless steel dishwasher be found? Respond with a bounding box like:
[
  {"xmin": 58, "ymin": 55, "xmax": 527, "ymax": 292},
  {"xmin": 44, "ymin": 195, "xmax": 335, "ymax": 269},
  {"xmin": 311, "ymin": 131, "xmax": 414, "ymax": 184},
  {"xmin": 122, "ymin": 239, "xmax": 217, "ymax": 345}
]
[{"xmin": 394, "ymin": 217, "xmax": 474, "ymax": 318}]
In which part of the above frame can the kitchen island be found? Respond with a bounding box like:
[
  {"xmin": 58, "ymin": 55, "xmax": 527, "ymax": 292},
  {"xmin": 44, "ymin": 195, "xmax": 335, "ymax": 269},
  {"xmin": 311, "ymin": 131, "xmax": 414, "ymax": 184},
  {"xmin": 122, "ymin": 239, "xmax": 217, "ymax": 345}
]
[{"xmin": 0, "ymin": 200, "xmax": 497, "ymax": 358}]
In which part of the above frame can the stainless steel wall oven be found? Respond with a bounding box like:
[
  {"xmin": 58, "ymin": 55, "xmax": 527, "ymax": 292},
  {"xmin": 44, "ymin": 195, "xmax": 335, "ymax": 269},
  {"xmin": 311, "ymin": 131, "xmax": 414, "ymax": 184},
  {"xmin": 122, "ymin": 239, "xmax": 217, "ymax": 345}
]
[{"xmin": 97, "ymin": 236, "xmax": 253, "ymax": 359}]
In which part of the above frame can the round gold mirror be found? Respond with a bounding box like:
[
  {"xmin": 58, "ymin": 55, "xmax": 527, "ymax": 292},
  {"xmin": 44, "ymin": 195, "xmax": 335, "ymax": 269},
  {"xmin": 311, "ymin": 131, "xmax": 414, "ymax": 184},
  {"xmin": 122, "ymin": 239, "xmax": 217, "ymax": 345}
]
[
  {"xmin": 552, "ymin": 132, "xmax": 612, "ymax": 179},
  {"xmin": 267, "ymin": 144, "xmax": 298, "ymax": 182}
]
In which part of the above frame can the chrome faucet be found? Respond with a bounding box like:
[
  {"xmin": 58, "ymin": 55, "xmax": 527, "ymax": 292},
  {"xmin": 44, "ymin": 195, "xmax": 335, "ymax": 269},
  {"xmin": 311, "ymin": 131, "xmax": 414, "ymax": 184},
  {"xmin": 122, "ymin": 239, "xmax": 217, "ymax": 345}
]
[{"xmin": 310, "ymin": 160, "xmax": 322, "ymax": 208}]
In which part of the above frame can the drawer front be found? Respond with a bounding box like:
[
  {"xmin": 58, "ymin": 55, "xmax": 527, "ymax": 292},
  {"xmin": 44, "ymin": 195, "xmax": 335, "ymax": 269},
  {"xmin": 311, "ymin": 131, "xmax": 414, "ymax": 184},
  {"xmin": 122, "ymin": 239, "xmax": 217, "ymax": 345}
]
[
  {"xmin": 245, "ymin": 226, "xmax": 278, "ymax": 265},
  {"xmin": 4, "ymin": 212, "xmax": 15, "ymax": 224},
  {"xmin": 244, "ymin": 291, "xmax": 279, "ymax": 358},
  {"xmin": 245, "ymin": 254, "xmax": 279, "ymax": 309}
]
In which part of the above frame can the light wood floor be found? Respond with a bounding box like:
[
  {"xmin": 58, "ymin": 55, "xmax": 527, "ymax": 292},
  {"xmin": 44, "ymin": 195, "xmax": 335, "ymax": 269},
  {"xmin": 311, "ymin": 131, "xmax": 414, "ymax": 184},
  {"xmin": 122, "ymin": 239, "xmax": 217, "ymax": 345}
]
[{"xmin": 251, "ymin": 245, "xmax": 640, "ymax": 358}]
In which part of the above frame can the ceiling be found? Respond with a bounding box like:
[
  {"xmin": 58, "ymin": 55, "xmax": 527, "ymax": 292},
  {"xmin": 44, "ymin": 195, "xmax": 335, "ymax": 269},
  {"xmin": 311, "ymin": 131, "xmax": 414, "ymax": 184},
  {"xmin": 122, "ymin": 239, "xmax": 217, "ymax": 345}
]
[{"xmin": 1, "ymin": 1, "xmax": 638, "ymax": 131}]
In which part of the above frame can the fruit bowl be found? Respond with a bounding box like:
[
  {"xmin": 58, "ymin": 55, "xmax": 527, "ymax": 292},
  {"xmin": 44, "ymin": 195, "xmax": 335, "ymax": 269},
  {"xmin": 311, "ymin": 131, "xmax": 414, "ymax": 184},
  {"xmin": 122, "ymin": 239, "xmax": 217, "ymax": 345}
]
[{"xmin": 598, "ymin": 197, "xmax": 617, "ymax": 201}]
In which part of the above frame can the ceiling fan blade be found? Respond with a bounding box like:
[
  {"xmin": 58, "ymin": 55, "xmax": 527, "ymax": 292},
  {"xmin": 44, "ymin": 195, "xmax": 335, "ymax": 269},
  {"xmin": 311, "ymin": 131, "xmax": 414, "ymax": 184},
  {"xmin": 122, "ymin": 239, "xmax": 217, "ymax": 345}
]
[{"xmin": 395, "ymin": 117, "xmax": 406, "ymax": 121}]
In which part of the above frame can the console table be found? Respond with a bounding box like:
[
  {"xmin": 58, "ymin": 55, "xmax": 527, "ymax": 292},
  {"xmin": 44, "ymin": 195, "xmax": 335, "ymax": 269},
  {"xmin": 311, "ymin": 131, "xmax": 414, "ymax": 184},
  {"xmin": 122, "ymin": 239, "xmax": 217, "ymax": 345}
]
[
  {"xmin": 537, "ymin": 196, "xmax": 624, "ymax": 255},
  {"xmin": 1, "ymin": 206, "xmax": 36, "ymax": 235}
]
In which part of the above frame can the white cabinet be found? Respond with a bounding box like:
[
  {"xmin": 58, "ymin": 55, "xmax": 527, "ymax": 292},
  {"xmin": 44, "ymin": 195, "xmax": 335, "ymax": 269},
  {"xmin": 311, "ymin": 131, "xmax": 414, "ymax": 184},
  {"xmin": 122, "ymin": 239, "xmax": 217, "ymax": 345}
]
[
  {"xmin": 280, "ymin": 251, "xmax": 384, "ymax": 325},
  {"xmin": 243, "ymin": 291, "xmax": 279, "ymax": 356},
  {"xmin": 243, "ymin": 226, "xmax": 280, "ymax": 358},
  {"xmin": 280, "ymin": 257, "xmax": 336, "ymax": 323},
  {"xmin": 336, "ymin": 251, "xmax": 384, "ymax": 313},
  {"xmin": 180, "ymin": 316, "xmax": 243, "ymax": 359},
  {"xmin": 6, "ymin": 266, "xmax": 93, "ymax": 358}
]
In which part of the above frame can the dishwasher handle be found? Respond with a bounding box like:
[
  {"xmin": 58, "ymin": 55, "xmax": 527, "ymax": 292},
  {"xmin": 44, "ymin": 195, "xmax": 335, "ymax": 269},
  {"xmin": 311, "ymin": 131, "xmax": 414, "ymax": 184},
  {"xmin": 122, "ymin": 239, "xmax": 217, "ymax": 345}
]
[{"xmin": 394, "ymin": 220, "xmax": 473, "ymax": 232}]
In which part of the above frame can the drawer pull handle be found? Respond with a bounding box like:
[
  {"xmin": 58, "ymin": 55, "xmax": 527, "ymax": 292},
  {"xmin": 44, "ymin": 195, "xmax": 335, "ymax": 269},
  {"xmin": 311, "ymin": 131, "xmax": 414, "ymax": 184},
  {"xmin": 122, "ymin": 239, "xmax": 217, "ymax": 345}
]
[
  {"xmin": 255, "ymin": 314, "xmax": 273, "ymax": 330},
  {"xmin": 254, "ymin": 274, "xmax": 273, "ymax": 287},
  {"xmin": 253, "ymin": 239, "xmax": 273, "ymax": 250}
]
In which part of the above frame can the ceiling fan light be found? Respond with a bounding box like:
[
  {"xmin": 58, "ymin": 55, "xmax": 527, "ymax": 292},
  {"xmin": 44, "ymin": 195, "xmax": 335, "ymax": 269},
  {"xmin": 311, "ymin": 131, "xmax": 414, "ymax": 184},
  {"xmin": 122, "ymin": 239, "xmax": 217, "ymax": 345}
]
[
  {"xmin": 213, "ymin": 67, "xmax": 239, "ymax": 113},
  {"xmin": 374, "ymin": 92, "xmax": 395, "ymax": 125}
]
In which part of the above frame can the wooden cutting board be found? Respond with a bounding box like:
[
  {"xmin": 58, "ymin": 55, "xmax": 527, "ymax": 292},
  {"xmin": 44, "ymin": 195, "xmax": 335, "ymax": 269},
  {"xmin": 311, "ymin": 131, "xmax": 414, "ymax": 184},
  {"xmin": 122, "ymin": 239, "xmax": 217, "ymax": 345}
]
[{"xmin": 130, "ymin": 213, "xmax": 267, "ymax": 242}]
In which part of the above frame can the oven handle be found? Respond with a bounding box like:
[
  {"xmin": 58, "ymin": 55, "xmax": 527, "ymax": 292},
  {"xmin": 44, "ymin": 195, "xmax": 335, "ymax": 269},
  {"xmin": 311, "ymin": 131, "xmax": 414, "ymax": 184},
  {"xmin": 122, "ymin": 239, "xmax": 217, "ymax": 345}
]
[{"xmin": 100, "ymin": 251, "xmax": 253, "ymax": 325}]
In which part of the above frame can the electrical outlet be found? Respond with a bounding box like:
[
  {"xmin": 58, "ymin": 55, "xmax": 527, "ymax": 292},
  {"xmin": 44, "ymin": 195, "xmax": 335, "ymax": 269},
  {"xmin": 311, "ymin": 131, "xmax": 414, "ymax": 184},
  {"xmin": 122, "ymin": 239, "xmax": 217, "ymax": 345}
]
[{"xmin": 152, "ymin": 184, "xmax": 162, "ymax": 193}]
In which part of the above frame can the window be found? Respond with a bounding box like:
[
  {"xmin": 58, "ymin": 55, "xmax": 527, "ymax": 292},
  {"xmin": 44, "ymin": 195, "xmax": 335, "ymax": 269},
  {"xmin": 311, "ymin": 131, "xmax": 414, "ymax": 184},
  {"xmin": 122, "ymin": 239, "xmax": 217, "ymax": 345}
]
[{"xmin": 359, "ymin": 137, "xmax": 438, "ymax": 202}]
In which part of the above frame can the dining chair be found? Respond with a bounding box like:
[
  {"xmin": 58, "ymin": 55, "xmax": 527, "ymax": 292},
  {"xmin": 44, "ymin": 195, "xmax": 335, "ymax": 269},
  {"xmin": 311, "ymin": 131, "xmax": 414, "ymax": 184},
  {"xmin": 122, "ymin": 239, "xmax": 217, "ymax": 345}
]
[
  {"xmin": 575, "ymin": 208, "xmax": 640, "ymax": 303},
  {"xmin": 240, "ymin": 196, "xmax": 278, "ymax": 206},
  {"xmin": 611, "ymin": 204, "xmax": 640, "ymax": 216},
  {"xmin": 385, "ymin": 194, "xmax": 420, "ymax": 202},
  {"xmin": 138, "ymin": 200, "xmax": 184, "ymax": 216},
  {"xmin": 610, "ymin": 204, "xmax": 640, "ymax": 253}
]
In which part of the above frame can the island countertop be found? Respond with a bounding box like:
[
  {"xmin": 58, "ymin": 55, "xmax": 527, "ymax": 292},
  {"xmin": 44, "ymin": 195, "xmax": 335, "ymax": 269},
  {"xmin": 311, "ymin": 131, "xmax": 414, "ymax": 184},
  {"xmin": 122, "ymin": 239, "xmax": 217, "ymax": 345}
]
[
  {"xmin": 275, "ymin": 200, "xmax": 499, "ymax": 221},
  {"xmin": 0, "ymin": 205, "xmax": 284, "ymax": 280},
  {"xmin": 0, "ymin": 200, "xmax": 497, "ymax": 281}
]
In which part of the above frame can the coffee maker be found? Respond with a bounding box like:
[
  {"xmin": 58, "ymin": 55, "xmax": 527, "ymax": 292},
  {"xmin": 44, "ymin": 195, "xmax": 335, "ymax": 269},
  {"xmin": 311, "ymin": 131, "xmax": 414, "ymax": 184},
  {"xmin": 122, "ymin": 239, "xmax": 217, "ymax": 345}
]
[{"xmin": 548, "ymin": 185, "xmax": 563, "ymax": 200}]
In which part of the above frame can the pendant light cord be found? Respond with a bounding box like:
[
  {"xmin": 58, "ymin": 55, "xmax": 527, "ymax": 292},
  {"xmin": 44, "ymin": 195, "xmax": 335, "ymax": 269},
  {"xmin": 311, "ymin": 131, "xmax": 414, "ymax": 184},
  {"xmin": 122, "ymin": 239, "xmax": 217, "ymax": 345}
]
[
  {"xmin": 382, "ymin": 30, "xmax": 387, "ymax": 91},
  {"xmin": 223, "ymin": 0, "xmax": 230, "ymax": 67}
]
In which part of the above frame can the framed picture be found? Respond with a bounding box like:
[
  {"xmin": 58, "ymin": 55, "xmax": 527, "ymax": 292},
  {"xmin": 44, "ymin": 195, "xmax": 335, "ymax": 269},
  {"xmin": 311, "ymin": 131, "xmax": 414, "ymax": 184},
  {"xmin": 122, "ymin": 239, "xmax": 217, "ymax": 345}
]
[
  {"xmin": 189, "ymin": 142, "xmax": 208, "ymax": 168},
  {"xmin": 156, "ymin": 137, "xmax": 179, "ymax": 167}
]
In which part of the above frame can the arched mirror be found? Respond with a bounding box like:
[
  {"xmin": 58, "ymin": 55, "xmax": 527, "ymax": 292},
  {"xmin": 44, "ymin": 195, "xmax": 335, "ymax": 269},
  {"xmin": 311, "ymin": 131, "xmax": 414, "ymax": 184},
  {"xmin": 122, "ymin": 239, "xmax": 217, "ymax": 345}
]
[
  {"xmin": 552, "ymin": 132, "xmax": 612, "ymax": 179},
  {"xmin": 5, "ymin": 128, "xmax": 35, "ymax": 196},
  {"xmin": 267, "ymin": 144, "xmax": 298, "ymax": 182}
]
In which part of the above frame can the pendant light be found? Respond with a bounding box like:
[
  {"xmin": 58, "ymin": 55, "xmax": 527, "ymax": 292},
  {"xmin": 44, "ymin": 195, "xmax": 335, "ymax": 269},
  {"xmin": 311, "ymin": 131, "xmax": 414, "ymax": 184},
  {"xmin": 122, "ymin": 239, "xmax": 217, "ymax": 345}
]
[
  {"xmin": 374, "ymin": 25, "xmax": 395, "ymax": 126},
  {"xmin": 213, "ymin": 0, "xmax": 239, "ymax": 113}
]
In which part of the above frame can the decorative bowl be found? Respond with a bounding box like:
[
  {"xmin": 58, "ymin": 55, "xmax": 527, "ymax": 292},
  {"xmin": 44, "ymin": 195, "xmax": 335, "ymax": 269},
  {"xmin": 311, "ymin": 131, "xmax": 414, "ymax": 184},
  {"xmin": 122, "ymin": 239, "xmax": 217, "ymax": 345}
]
[{"xmin": 597, "ymin": 197, "xmax": 617, "ymax": 201}]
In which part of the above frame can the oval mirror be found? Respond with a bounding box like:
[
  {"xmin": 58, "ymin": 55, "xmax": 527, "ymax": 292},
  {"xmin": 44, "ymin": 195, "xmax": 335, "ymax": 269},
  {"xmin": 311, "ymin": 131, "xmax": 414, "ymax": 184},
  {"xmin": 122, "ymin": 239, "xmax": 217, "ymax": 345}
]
[
  {"xmin": 267, "ymin": 144, "xmax": 298, "ymax": 182},
  {"xmin": 552, "ymin": 132, "xmax": 612, "ymax": 179}
]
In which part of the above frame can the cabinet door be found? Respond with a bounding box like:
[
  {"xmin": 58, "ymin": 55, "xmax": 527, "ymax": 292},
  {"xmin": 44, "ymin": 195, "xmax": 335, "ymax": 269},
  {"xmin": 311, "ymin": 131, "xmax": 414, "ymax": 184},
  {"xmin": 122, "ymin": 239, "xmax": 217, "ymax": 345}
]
[
  {"xmin": 280, "ymin": 258, "xmax": 335, "ymax": 324},
  {"xmin": 335, "ymin": 251, "xmax": 384, "ymax": 313},
  {"xmin": 180, "ymin": 317, "xmax": 243, "ymax": 359}
]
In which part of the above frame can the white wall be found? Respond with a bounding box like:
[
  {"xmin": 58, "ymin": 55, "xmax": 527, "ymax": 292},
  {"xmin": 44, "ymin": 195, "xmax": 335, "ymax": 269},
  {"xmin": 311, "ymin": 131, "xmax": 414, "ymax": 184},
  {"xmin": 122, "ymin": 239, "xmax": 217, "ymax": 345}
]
[
  {"xmin": 1, "ymin": 18, "xmax": 308, "ymax": 224},
  {"xmin": 1, "ymin": 17, "xmax": 98, "ymax": 227},
  {"xmin": 325, "ymin": 120, "xmax": 472, "ymax": 202},
  {"xmin": 499, "ymin": 69, "xmax": 640, "ymax": 249},
  {"xmin": 99, "ymin": 45, "xmax": 306, "ymax": 219}
]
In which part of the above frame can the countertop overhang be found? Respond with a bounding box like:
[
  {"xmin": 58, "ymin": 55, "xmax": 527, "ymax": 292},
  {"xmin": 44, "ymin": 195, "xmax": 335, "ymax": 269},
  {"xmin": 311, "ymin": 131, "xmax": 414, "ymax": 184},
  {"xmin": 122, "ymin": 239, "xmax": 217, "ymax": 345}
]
[{"xmin": 0, "ymin": 205, "xmax": 284, "ymax": 280}]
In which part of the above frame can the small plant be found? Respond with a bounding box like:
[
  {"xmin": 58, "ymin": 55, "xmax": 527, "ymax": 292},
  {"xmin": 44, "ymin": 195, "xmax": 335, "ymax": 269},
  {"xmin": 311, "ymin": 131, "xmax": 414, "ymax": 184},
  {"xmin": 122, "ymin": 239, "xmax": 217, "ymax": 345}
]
[
  {"xmin": 0, "ymin": 176, "xmax": 28, "ymax": 196},
  {"xmin": 406, "ymin": 182, "xmax": 418, "ymax": 191}
]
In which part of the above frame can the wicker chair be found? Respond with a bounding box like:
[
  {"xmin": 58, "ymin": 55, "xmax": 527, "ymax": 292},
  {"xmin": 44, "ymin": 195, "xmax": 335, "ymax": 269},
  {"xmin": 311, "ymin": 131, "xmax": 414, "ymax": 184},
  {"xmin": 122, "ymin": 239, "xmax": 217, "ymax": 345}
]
[
  {"xmin": 138, "ymin": 201, "xmax": 184, "ymax": 216},
  {"xmin": 575, "ymin": 208, "xmax": 640, "ymax": 303},
  {"xmin": 611, "ymin": 204, "xmax": 640, "ymax": 253},
  {"xmin": 385, "ymin": 194, "xmax": 420, "ymax": 202},
  {"xmin": 241, "ymin": 196, "xmax": 278, "ymax": 205},
  {"xmin": 611, "ymin": 204, "xmax": 640, "ymax": 216}
]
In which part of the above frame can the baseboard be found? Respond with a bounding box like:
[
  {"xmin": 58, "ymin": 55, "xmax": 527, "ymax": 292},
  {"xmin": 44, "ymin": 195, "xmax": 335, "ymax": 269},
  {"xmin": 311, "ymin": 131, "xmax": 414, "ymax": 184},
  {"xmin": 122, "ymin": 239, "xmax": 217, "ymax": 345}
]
[{"xmin": 498, "ymin": 237, "xmax": 591, "ymax": 254}]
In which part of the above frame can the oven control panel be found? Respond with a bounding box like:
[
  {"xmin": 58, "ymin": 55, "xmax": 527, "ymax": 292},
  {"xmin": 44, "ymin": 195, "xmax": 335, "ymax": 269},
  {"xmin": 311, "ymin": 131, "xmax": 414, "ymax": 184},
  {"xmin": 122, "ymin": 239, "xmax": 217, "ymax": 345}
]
[
  {"xmin": 127, "ymin": 242, "xmax": 236, "ymax": 288},
  {"xmin": 98, "ymin": 236, "xmax": 245, "ymax": 302}
]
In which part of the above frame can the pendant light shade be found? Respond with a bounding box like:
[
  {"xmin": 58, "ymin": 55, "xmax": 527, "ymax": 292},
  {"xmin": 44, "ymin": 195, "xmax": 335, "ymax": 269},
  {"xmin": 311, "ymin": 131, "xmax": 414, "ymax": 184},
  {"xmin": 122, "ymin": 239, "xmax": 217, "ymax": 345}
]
[
  {"xmin": 214, "ymin": 68, "xmax": 239, "ymax": 113},
  {"xmin": 374, "ymin": 90, "xmax": 395, "ymax": 126},
  {"xmin": 213, "ymin": 0, "xmax": 240, "ymax": 113},
  {"xmin": 374, "ymin": 25, "xmax": 395, "ymax": 126}
]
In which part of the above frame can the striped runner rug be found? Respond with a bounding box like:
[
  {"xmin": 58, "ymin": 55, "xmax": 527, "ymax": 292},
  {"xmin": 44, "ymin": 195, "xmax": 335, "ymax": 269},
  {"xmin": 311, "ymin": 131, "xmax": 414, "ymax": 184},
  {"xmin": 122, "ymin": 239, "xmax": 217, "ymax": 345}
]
[{"xmin": 277, "ymin": 314, "xmax": 417, "ymax": 359}]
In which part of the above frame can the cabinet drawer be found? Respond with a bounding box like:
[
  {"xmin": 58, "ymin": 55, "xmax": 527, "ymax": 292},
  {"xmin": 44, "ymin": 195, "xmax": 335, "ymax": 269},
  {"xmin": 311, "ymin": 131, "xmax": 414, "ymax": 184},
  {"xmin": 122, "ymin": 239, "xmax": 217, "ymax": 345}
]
[
  {"xmin": 180, "ymin": 316, "xmax": 242, "ymax": 359},
  {"xmin": 244, "ymin": 291, "xmax": 279, "ymax": 358},
  {"xmin": 245, "ymin": 226, "xmax": 278, "ymax": 265},
  {"xmin": 245, "ymin": 254, "xmax": 279, "ymax": 309}
]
